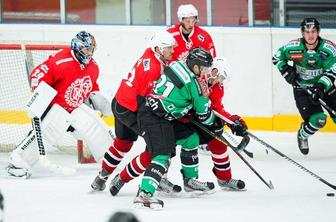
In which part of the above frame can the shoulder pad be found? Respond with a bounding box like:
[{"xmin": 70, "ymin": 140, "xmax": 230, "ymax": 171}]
[{"xmin": 322, "ymin": 39, "xmax": 336, "ymax": 57}]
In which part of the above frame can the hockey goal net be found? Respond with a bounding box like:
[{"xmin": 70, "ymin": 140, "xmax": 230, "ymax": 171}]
[{"xmin": 0, "ymin": 43, "xmax": 94, "ymax": 163}]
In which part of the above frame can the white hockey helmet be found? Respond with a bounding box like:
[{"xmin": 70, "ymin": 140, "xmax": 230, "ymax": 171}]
[
  {"xmin": 150, "ymin": 31, "xmax": 176, "ymax": 54},
  {"xmin": 208, "ymin": 57, "xmax": 230, "ymax": 82},
  {"xmin": 177, "ymin": 4, "xmax": 198, "ymax": 22}
]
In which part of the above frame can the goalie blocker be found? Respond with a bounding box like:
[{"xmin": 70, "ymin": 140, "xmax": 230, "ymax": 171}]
[{"xmin": 7, "ymin": 82, "xmax": 113, "ymax": 178}]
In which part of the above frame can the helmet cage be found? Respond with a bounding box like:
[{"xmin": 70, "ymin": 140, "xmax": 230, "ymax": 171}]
[{"xmin": 71, "ymin": 31, "xmax": 96, "ymax": 66}]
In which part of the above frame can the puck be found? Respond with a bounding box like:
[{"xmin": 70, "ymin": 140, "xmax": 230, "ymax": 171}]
[{"xmin": 326, "ymin": 193, "xmax": 335, "ymax": 197}]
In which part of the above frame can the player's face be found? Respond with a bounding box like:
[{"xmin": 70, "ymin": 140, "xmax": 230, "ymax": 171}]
[
  {"xmin": 302, "ymin": 28, "xmax": 319, "ymax": 45},
  {"xmin": 199, "ymin": 65, "xmax": 210, "ymax": 77},
  {"xmin": 207, "ymin": 68, "xmax": 224, "ymax": 86},
  {"xmin": 162, "ymin": 46, "xmax": 174, "ymax": 61},
  {"xmin": 181, "ymin": 16, "xmax": 197, "ymax": 34},
  {"xmin": 81, "ymin": 46, "xmax": 94, "ymax": 58}
]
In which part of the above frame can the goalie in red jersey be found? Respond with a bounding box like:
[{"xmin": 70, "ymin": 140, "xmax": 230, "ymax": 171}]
[{"xmin": 6, "ymin": 31, "xmax": 113, "ymax": 178}]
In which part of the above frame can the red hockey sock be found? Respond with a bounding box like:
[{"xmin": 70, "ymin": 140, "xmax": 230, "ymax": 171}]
[
  {"xmin": 208, "ymin": 138, "xmax": 232, "ymax": 180},
  {"xmin": 120, "ymin": 150, "xmax": 152, "ymax": 182},
  {"xmin": 102, "ymin": 138, "xmax": 133, "ymax": 173}
]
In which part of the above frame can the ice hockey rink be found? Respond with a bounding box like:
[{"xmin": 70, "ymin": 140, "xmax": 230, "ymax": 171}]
[{"xmin": 0, "ymin": 131, "xmax": 335, "ymax": 222}]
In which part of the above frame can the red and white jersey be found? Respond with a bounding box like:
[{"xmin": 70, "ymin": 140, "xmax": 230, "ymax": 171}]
[
  {"xmin": 209, "ymin": 82, "xmax": 232, "ymax": 120},
  {"xmin": 30, "ymin": 48, "xmax": 99, "ymax": 112},
  {"xmin": 167, "ymin": 23, "xmax": 216, "ymax": 62},
  {"xmin": 115, "ymin": 48, "xmax": 165, "ymax": 112}
]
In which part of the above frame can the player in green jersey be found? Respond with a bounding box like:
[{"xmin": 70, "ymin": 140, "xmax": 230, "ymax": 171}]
[
  {"xmin": 273, "ymin": 18, "xmax": 336, "ymax": 155},
  {"xmin": 133, "ymin": 47, "xmax": 215, "ymax": 209}
]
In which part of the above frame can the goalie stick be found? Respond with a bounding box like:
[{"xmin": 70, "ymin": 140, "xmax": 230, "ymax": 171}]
[
  {"xmin": 189, "ymin": 118, "xmax": 274, "ymax": 189},
  {"xmin": 213, "ymin": 110, "xmax": 336, "ymax": 190},
  {"xmin": 22, "ymin": 46, "xmax": 75, "ymax": 175}
]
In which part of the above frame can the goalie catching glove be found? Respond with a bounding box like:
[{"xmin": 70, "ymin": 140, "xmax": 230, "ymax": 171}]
[
  {"xmin": 85, "ymin": 91, "xmax": 112, "ymax": 117},
  {"xmin": 228, "ymin": 115, "xmax": 248, "ymax": 137}
]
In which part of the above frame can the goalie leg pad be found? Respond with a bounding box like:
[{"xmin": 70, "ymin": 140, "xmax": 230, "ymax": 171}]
[
  {"xmin": 70, "ymin": 103, "xmax": 113, "ymax": 162},
  {"xmin": 7, "ymin": 133, "xmax": 39, "ymax": 178},
  {"xmin": 41, "ymin": 104, "xmax": 72, "ymax": 145}
]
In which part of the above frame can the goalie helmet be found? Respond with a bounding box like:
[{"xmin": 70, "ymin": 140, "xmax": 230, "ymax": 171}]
[
  {"xmin": 150, "ymin": 31, "xmax": 176, "ymax": 55},
  {"xmin": 301, "ymin": 18, "xmax": 320, "ymax": 32},
  {"xmin": 71, "ymin": 31, "xmax": 96, "ymax": 66},
  {"xmin": 186, "ymin": 47, "xmax": 213, "ymax": 76},
  {"xmin": 177, "ymin": 4, "xmax": 198, "ymax": 22}
]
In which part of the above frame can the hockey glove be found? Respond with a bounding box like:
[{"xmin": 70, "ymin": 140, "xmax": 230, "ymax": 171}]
[
  {"xmin": 280, "ymin": 64, "xmax": 297, "ymax": 86},
  {"xmin": 208, "ymin": 116, "xmax": 224, "ymax": 135},
  {"xmin": 229, "ymin": 115, "xmax": 248, "ymax": 137},
  {"xmin": 310, "ymin": 83, "xmax": 325, "ymax": 105}
]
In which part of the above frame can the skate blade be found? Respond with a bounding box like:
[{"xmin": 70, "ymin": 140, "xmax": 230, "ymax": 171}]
[
  {"xmin": 133, "ymin": 202, "xmax": 163, "ymax": 210},
  {"xmin": 220, "ymin": 187, "xmax": 247, "ymax": 192},
  {"xmin": 157, "ymin": 190, "xmax": 182, "ymax": 198},
  {"xmin": 183, "ymin": 189, "xmax": 216, "ymax": 197},
  {"xmin": 5, "ymin": 171, "xmax": 31, "ymax": 179}
]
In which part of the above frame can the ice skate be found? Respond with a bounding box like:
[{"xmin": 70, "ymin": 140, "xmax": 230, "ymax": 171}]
[
  {"xmin": 181, "ymin": 170, "xmax": 215, "ymax": 195},
  {"xmin": 109, "ymin": 173, "xmax": 125, "ymax": 196},
  {"xmin": 157, "ymin": 177, "xmax": 182, "ymax": 196},
  {"xmin": 91, "ymin": 169, "xmax": 110, "ymax": 191},
  {"xmin": 297, "ymin": 130, "xmax": 309, "ymax": 155},
  {"xmin": 218, "ymin": 178, "xmax": 246, "ymax": 191},
  {"xmin": 133, "ymin": 188, "xmax": 164, "ymax": 210}
]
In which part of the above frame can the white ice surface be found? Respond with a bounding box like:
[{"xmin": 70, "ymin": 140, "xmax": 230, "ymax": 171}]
[{"xmin": 1, "ymin": 131, "xmax": 336, "ymax": 222}]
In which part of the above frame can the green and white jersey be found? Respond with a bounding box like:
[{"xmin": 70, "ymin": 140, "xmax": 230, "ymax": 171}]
[
  {"xmin": 273, "ymin": 37, "xmax": 336, "ymax": 90},
  {"xmin": 152, "ymin": 61, "xmax": 214, "ymax": 125}
]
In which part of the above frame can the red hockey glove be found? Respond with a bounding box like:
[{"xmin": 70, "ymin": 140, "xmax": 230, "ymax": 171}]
[{"xmin": 229, "ymin": 115, "xmax": 248, "ymax": 137}]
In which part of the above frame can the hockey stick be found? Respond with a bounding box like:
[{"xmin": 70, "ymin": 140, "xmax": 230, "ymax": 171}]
[
  {"xmin": 189, "ymin": 118, "xmax": 274, "ymax": 189},
  {"xmin": 213, "ymin": 110, "xmax": 336, "ymax": 190},
  {"xmin": 222, "ymin": 130, "xmax": 253, "ymax": 158},
  {"xmin": 212, "ymin": 111, "xmax": 257, "ymax": 156}
]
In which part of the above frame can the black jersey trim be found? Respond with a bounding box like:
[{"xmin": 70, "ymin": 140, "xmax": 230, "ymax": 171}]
[{"xmin": 164, "ymin": 67, "xmax": 184, "ymax": 89}]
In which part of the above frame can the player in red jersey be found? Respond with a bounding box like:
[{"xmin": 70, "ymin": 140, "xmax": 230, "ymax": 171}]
[
  {"xmin": 166, "ymin": 4, "xmax": 216, "ymax": 62},
  {"xmin": 108, "ymin": 57, "xmax": 248, "ymax": 196},
  {"xmin": 90, "ymin": 31, "xmax": 176, "ymax": 191},
  {"xmin": 7, "ymin": 31, "xmax": 113, "ymax": 178}
]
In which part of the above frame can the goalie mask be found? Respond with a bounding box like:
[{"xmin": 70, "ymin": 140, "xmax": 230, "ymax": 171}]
[
  {"xmin": 186, "ymin": 47, "xmax": 213, "ymax": 77},
  {"xmin": 71, "ymin": 31, "xmax": 96, "ymax": 66}
]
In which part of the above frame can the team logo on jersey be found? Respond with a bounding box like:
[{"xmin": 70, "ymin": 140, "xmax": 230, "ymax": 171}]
[
  {"xmin": 290, "ymin": 54, "xmax": 303, "ymax": 63},
  {"xmin": 65, "ymin": 75, "xmax": 92, "ymax": 108},
  {"xmin": 143, "ymin": 59, "xmax": 150, "ymax": 71},
  {"xmin": 198, "ymin": 34, "xmax": 205, "ymax": 42},
  {"xmin": 186, "ymin": 40, "xmax": 193, "ymax": 49}
]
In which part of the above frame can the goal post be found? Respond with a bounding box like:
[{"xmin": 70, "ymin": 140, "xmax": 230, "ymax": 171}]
[{"xmin": 0, "ymin": 43, "xmax": 94, "ymax": 163}]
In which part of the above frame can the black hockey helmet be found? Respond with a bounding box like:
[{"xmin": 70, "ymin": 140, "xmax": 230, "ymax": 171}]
[
  {"xmin": 300, "ymin": 18, "xmax": 320, "ymax": 32},
  {"xmin": 186, "ymin": 47, "xmax": 213, "ymax": 75}
]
